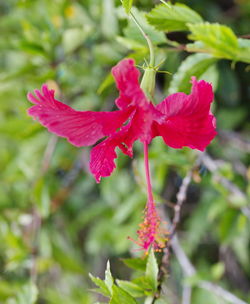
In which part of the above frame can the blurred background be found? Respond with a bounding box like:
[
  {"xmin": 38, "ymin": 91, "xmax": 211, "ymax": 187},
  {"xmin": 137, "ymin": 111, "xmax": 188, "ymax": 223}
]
[{"xmin": 0, "ymin": 0, "xmax": 249, "ymax": 303}]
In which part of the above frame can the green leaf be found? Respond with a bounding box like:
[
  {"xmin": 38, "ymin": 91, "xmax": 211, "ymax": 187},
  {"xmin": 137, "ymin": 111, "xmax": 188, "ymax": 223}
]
[
  {"xmin": 18, "ymin": 41, "xmax": 46, "ymax": 57},
  {"xmin": 168, "ymin": 53, "xmax": 217, "ymax": 94},
  {"xmin": 237, "ymin": 38, "xmax": 250, "ymax": 63},
  {"xmin": 105, "ymin": 261, "xmax": 114, "ymax": 294},
  {"xmin": 121, "ymin": 0, "xmax": 133, "ymax": 14},
  {"xmin": 97, "ymin": 73, "xmax": 114, "ymax": 95},
  {"xmin": 110, "ymin": 285, "xmax": 138, "ymax": 304},
  {"xmin": 147, "ymin": 3, "xmax": 203, "ymax": 32},
  {"xmin": 124, "ymin": 8, "xmax": 167, "ymax": 46},
  {"xmin": 116, "ymin": 280, "xmax": 145, "ymax": 297},
  {"xmin": 145, "ymin": 250, "xmax": 159, "ymax": 292},
  {"xmin": 187, "ymin": 26, "xmax": 250, "ymax": 63},
  {"xmin": 132, "ymin": 276, "xmax": 153, "ymax": 291},
  {"xmin": 89, "ymin": 273, "xmax": 111, "ymax": 297},
  {"xmin": 187, "ymin": 23, "xmax": 240, "ymax": 61},
  {"xmin": 218, "ymin": 209, "xmax": 239, "ymax": 244},
  {"xmin": 122, "ymin": 257, "xmax": 147, "ymax": 271}
]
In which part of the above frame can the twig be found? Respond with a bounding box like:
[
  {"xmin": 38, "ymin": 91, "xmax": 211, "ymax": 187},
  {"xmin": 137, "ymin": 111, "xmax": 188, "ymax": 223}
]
[
  {"xmin": 218, "ymin": 130, "xmax": 250, "ymax": 153},
  {"xmin": 170, "ymin": 235, "xmax": 195, "ymax": 277},
  {"xmin": 160, "ymin": 169, "xmax": 193, "ymax": 269},
  {"xmin": 163, "ymin": 156, "xmax": 202, "ymax": 259},
  {"xmin": 182, "ymin": 284, "xmax": 192, "ymax": 304},
  {"xmin": 155, "ymin": 165, "xmax": 195, "ymax": 303},
  {"xmin": 199, "ymin": 281, "xmax": 248, "ymax": 304},
  {"xmin": 171, "ymin": 233, "xmax": 248, "ymax": 304},
  {"xmin": 201, "ymin": 152, "xmax": 250, "ymax": 220},
  {"xmin": 168, "ymin": 170, "xmax": 192, "ymax": 238},
  {"xmin": 157, "ymin": 153, "xmax": 249, "ymax": 304},
  {"xmin": 130, "ymin": 11, "xmax": 155, "ymax": 66}
]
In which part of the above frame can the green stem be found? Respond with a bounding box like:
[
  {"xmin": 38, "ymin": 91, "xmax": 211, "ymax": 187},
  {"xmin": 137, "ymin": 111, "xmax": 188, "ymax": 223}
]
[{"xmin": 130, "ymin": 12, "xmax": 155, "ymax": 66}]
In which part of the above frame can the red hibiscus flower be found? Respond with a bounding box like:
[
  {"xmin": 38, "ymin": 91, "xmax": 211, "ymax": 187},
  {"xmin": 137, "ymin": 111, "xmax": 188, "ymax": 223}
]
[
  {"xmin": 27, "ymin": 58, "xmax": 216, "ymax": 252},
  {"xmin": 27, "ymin": 58, "xmax": 216, "ymax": 182}
]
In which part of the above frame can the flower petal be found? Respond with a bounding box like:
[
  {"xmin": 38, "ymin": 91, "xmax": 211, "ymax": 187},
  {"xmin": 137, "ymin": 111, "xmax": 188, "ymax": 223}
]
[
  {"xmin": 112, "ymin": 58, "xmax": 148, "ymax": 109},
  {"xmin": 123, "ymin": 106, "xmax": 154, "ymax": 147},
  {"xmin": 89, "ymin": 125, "xmax": 131, "ymax": 182},
  {"xmin": 155, "ymin": 77, "xmax": 217, "ymax": 151},
  {"xmin": 90, "ymin": 138, "xmax": 118, "ymax": 183},
  {"xmin": 27, "ymin": 84, "xmax": 132, "ymax": 147}
]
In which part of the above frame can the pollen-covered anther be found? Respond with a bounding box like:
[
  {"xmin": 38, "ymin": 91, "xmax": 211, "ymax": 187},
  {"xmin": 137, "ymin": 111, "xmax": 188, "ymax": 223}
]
[{"xmin": 131, "ymin": 201, "xmax": 169, "ymax": 253}]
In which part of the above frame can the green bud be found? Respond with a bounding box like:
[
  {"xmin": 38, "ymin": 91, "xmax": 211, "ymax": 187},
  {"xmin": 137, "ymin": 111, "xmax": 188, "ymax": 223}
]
[{"xmin": 140, "ymin": 66, "xmax": 156, "ymax": 102}]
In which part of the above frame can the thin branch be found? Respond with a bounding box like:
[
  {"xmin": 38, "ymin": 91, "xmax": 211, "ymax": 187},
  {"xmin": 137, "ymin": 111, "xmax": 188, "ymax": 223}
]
[
  {"xmin": 170, "ymin": 235, "xmax": 195, "ymax": 276},
  {"xmin": 157, "ymin": 153, "xmax": 248, "ymax": 304},
  {"xmin": 182, "ymin": 284, "xmax": 192, "ymax": 304},
  {"xmin": 164, "ymin": 156, "xmax": 202, "ymax": 256},
  {"xmin": 218, "ymin": 130, "xmax": 250, "ymax": 153},
  {"xmin": 130, "ymin": 11, "xmax": 155, "ymax": 66},
  {"xmin": 201, "ymin": 152, "xmax": 250, "ymax": 219},
  {"xmin": 168, "ymin": 170, "xmax": 192, "ymax": 237},
  {"xmin": 199, "ymin": 281, "xmax": 248, "ymax": 304},
  {"xmin": 171, "ymin": 230, "xmax": 248, "ymax": 304},
  {"xmin": 155, "ymin": 165, "xmax": 195, "ymax": 303},
  {"xmin": 159, "ymin": 168, "xmax": 193, "ymax": 271}
]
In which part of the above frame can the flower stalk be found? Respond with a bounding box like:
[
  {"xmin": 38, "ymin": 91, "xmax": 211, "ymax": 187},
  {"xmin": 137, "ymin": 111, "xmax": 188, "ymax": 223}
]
[
  {"xmin": 130, "ymin": 11, "xmax": 156, "ymax": 100},
  {"xmin": 130, "ymin": 12, "xmax": 155, "ymax": 67}
]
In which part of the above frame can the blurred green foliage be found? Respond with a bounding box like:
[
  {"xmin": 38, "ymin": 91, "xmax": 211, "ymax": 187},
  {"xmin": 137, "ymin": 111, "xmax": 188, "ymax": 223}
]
[{"xmin": 0, "ymin": 0, "xmax": 249, "ymax": 303}]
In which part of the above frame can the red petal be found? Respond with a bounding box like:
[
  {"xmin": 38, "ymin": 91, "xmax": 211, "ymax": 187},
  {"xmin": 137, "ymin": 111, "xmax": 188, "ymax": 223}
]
[
  {"xmin": 89, "ymin": 126, "xmax": 131, "ymax": 182},
  {"xmin": 123, "ymin": 107, "xmax": 153, "ymax": 147},
  {"xmin": 27, "ymin": 84, "xmax": 132, "ymax": 147},
  {"xmin": 90, "ymin": 138, "xmax": 118, "ymax": 183},
  {"xmin": 155, "ymin": 78, "xmax": 217, "ymax": 151},
  {"xmin": 112, "ymin": 58, "xmax": 148, "ymax": 109}
]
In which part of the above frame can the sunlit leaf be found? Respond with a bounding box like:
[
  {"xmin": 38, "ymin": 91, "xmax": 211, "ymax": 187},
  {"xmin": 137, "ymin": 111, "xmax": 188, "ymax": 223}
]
[
  {"xmin": 147, "ymin": 3, "xmax": 203, "ymax": 32},
  {"xmin": 89, "ymin": 273, "xmax": 111, "ymax": 297},
  {"xmin": 187, "ymin": 22, "xmax": 250, "ymax": 63},
  {"xmin": 116, "ymin": 280, "xmax": 145, "ymax": 297},
  {"xmin": 145, "ymin": 250, "xmax": 158, "ymax": 292},
  {"xmin": 122, "ymin": 257, "xmax": 147, "ymax": 271},
  {"xmin": 168, "ymin": 53, "xmax": 217, "ymax": 94},
  {"xmin": 110, "ymin": 285, "xmax": 138, "ymax": 304},
  {"xmin": 105, "ymin": 261, "xmax": 114, "ymax": 294},
  {"xmin": 97, "ymin": 73, "xmax": 114, "ymax": 95},
  {"xmin": 121, "ymin": 0, "xmax": 133, "ymax": 14}
]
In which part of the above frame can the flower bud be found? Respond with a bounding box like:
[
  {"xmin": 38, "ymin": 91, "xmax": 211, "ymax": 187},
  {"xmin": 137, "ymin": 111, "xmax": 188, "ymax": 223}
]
[{"xmin": 140, "ymin": 66, "xmax": 156, "ymax": 101}]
